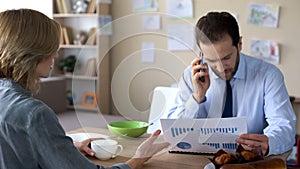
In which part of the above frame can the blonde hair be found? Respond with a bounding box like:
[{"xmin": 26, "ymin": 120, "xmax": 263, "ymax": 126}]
[{"xmin": 0, "ymin": 9, "xmax": 61, "ymax": 93}]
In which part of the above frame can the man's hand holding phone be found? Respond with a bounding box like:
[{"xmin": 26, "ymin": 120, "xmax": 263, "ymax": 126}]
[
  {"xmin": 198, "ymin": 52, "xmax": 206, "ymax": 82},
  {"xmin": 191, "ymin": 52, "xmax": 210, "ymax": 103}
]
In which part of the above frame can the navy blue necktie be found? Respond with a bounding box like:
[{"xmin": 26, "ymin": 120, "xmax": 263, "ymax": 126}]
[{"xmin": 222, "ymin": 80, "xmax": 232, "ymax": 118}]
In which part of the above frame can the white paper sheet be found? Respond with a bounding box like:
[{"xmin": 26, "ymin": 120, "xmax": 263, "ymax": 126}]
[
  {"xmin": 248, "ymin": 3, "xmax": 280, "ymax": 28},
  {"xmin": 132, "ymin": 0, "xmax": 158, "ymax": 12},
  {"xmin": 142, "ymin": 15, "xmax": 161, "ymax": 30},
  {"xmin": 166, "ymin": 0, "xmax": 193, "ymax": 18},
  {"xmin": 98, "ymin": 15, "xmax": 112, "ymax": 35},
  {"xmin": 161, "ymin": 117, "xmax": 247, "ymax": 154},
  {"xmin": 167, "ymin": 24, "xmax": 195, "ymax": 51},
  {"xmin": 141, "ymin": 42, "xmax": 155, "ymax": 63},
  {"xmin": 250, "ymin": 40, "xmax": 280, "ymax": 64}
]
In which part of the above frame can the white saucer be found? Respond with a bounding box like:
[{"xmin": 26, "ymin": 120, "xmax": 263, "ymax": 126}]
[
  {"xmin": 204, "ymin": 162, "xmax": 215, "ymax": 169},
  {"xmin": 67, "ymin": 132, "xmax": 109, "ymax": 142}
]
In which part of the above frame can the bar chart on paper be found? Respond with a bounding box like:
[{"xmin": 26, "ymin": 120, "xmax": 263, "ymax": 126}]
[
  {"xmin": 170, "ymin": 127, "xmax": 239, "ymax": 150},
  {"xmin": 161, "ymin": 117, "xmax": 247, "ymax": 154},
  {"xmin": 170, "ymin": 127, "xmax": 238, "ymax": 138}
]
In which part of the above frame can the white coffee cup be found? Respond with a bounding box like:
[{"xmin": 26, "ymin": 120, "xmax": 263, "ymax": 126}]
[{"xmin": 91, "ymin": 139, "xmax": 123, "ymax": 160}]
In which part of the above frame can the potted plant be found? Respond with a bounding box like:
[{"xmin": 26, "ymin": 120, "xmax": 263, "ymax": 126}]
[{"xmin": 59, "ymin": 55, "xmax": 77, "ymax": 74}]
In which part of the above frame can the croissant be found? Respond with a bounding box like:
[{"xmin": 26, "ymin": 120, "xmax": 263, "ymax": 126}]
[
  {"xmin": 220, "ymin": 158, "xmax": 286, "ymax": 169},
  {"xmin": 210, "ymin": 145, "xmax": 264, "ymax": 169}
]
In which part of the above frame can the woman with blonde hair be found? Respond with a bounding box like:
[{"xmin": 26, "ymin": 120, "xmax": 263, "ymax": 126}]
[{"xmin": 0, "ymin": 9, "xmax": 169, "ymax": 169}]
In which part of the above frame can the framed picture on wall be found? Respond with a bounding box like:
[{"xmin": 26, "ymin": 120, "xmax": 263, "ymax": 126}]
[{"xmin": 82, "ymin": 92, "xmax": 97, "ymax": 108}]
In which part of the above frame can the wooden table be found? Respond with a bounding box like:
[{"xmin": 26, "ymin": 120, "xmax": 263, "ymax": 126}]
[
  {"xmin": 68, "ymin": 127, "xmax": 295, "ymax": 169},
  {"xmin": 68, "ymin": 127, "xmax": 212, "ymax": 169}
]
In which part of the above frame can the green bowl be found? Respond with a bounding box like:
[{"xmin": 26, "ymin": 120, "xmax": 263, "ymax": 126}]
[{"xmin": 107, "ymin": 121, "xmax": 150, "ymax": 138}]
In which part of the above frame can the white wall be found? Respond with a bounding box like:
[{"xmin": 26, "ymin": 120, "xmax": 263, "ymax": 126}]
[
  {"xmin": 110, "ymin": 0, "xmax": 300, "ymax": 119},
  {"xmin": 0, "ymin": 0, "xmax": 52, "ymax": 17}
]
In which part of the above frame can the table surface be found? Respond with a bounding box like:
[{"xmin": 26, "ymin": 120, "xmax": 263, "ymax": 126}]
[
  {"xmin": 68, "ymin": 127, "xmax": 294, "ymax": 169},
  {"xmin": 68, "ymin": 127, "xmax": 214, "ymax": 169}
]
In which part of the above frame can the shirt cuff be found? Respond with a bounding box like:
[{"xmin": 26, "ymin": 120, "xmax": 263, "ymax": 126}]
[
  {"xmin": 200, "ymin": 96, "xmax": 206, "ymax": 103},
  {"xmin": 192, "ymin": 94, "xmax": 206, "ymax": 103},
  {"xmin": 180, "ymin": 95, "xmax": 202, "ymax": 118}
]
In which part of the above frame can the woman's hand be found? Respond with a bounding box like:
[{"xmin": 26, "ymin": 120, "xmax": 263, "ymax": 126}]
[
  {"xmin": 134, "ymin": 130, "xmax": 170, "ymax": 160},
  {"xmin": 74, "ymin": 137, "xmax": 105, "ymax": 156},
  {"xmin": 127, "ymin": 130, "xmax": 170, "ymax": 169}
]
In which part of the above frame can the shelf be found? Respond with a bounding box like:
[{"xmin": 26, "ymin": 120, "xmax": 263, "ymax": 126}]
[
  {"xmin": 67, "ymin": 104, "xmax": 97, "ymax": 112},
  {"xmin": 60, "ymin": 44, "xmax": 97, "ymax": 49},
  {"xmin": 64, "ymin": 74, "xmax": 97, "ymax": 81},
  {"xmin": 53, "ymin": 13, "xmax": 98, "ymax": 18},
  {"xmin": 53, "ymin": 0, "xmax": 111, "ymax": 114}
]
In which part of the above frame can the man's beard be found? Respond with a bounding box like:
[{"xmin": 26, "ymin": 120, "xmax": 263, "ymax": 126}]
[{"xmin": 211, "ymin": 51, "xmax": 240, "ymax": 80}]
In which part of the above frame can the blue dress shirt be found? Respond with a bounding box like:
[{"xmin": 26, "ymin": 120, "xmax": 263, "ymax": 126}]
[{"xmin": 168, "ymin": 53, "xmax": 296, "ymax": 155}]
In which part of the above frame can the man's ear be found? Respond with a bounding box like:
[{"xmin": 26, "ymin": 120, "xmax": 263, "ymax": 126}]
[{"xmin": 237, "ymin": 36, "xmax": 243, "ymax": 51}]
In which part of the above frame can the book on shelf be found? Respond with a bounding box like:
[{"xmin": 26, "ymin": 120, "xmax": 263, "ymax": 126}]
[
  {"xmin": 60, "ymin": 0, "xmax": 73, "ymax": 14},
  {"xmin": 60, "ymin": 29, "xmax": 65, "ymax": 44},
  {"xmin": 62, "ymin": 26, "xmax": 74, "ymax": 45},
  {"xmin": 84, "ymin": 58, "xmax": 97, "ymax": 76},
  {"xmin": 85, "ymin": 27, "xmax": 97, "ymax": 45},
  {"xmin": 55, "ymin": 0, "xmax": 64, "ymax": 13},
  {"xmin": 55, "ymin": 0, "xmax": 72, "ymax": 14},
  {"xmin": 86, "ymin": 0, "xmax": 97, "ymax": 13}
]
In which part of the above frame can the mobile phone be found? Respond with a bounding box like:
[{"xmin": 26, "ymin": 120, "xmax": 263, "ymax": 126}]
[{"xmin": 198, "ymin": 52, "xmax": 205, "ymax": 82}]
